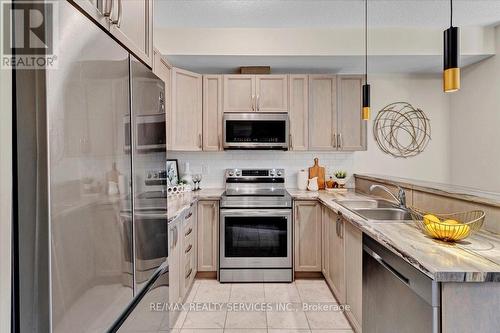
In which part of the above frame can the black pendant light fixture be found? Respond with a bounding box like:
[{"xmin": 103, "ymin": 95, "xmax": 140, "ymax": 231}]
[
  {"xmin": 362, "ymin": 0, "xmax": 370, "ymax": 120},
  {"xmin": 443, "ymin": 0, "xmax": 460, "ymax": 92}
]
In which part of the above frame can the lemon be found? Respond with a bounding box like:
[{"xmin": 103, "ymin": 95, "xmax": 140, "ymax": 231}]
[
  {"xmin": 442, "ymin": 219, "xmax": 459, "ymax": 225},
  {"xmin": 423, "ymin": 214, "xmax": 440, "ymax": 226}
]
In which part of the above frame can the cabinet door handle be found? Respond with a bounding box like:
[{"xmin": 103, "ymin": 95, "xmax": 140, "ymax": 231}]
[
  {"xmin": 256, "ymin": 94, "xmax": 260, "ymax": 111},
  {"xmin": 110, "ymin": 0, "xmax": 122, "ymax": 27},
  {"xmin": 289, "ymin": 134, "xmax": 293, "ymax": 150},
  {"xmin": 338, "ymin": 133, "xmax": 342, "ymax": 149},
  {"xmin": 212, "ymin": 203, "xmax": 217, "ymax": 221},
  {"xmin": 173, "ymin": 226, "xmax": 178, "ymax": 247},
  {"xmin": 198, "ymin": 133, "xmax": 202, "ymax": 149},
  {"xmin": 218, "ymin": 134, "xmax": 222, "ymax": 150},
  {"xmin": 332, "ymin": 132, "xmax": 337, "ymax": 148},
  {"xmin": 185, "ymin": 211, "xmax": 193, "ymax": 220},
  {"xmin": 103, "ymin": 0, "xmax": 113, "ymax": 17},
  {"xmin": 185, "ymin": 228, "xmax": 193, "ymax": 237},
  {"xmin": 185, "ymin": 268, "xmax": 193, "ymax": 279},
  {"xmin": 185, "ymin": 244, "xmax": 193, "ymax": 254}
]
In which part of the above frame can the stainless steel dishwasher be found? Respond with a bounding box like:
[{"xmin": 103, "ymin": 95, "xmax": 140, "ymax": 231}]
[{"xmin": 363, "ymin": 235, "xmax": 441, "ymax": 333}]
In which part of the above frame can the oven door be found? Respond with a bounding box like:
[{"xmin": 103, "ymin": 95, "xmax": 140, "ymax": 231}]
[
  {"xmin": 220, "ymin": 209, "xmax": 292, "ymax": 268},
  {"xmin": 223, "ymin": 113, "xmax": 289, "ymax": 150}
]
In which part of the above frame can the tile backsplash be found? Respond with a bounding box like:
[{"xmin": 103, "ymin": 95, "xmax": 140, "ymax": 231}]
[{"xmin": 167, "ymin": 151, "xmax": 355, "ymax": 188}]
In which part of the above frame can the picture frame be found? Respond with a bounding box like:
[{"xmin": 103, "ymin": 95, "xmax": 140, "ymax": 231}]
[{"xmin": 166, "ymin": 159, "xmax": 179, "ymax": 186}]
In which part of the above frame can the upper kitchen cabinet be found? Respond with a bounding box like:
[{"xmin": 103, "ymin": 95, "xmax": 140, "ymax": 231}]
[
  {"xmin": 70, "ymin": 0, "xmax": 111, "ymax": 28},
  {"xmin": 70, "ymin": 0, "xmax": 153, "ymax": 67},
  {"xmin": 223, "ymin": 75, "xmax": 256, "ymax": 112},
  {"xmin": 171, "ymin": 68, "xmax": 203, "ymax": 151},
  {"xmin": 223, "ymin": 75, "xmax": 288, "ymax": 113},
  {"xmin": 109, "ymin": 0, "xmax": 153, "ymax": 67},
  {"xmin": 309, "ymin": 75, "xmax": 338, "ymax": 150},
  {"xmin": 337, "ymin": 75, "xmax": 367, "ymax": 151},
  {"xmin": 255, "ymin": 75, "xmax": 288, "ymax": 112},
  {"xmin": 203, "ymin": 75, "xmax": 223, "ymax": 151},
  {"xmin": 152, "ymin": 49, "xmax": 172, "ymax": 150},
  {"xmin": 308, "ymin": 75, "xmax": 366, "ymax": 151},
  {"xmin": 288, "ymin": 75, "xmax": 309, "ymax": 150}
]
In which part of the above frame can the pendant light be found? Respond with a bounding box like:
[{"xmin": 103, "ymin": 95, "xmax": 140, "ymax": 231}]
[
  {"xmin": 362, "ymin": 0, "xmax": 370, "ymax": 120},
  {"xmin": 443, "ymin": 0, "xmax": 460, "ymax": 92}
]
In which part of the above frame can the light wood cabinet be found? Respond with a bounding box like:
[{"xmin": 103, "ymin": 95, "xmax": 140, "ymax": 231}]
[
  {"xmin": 70, "ymin": 0, "xmax": 153, "ymax": 67},
  {"xmin": 203, "ymin": 75, "xmax": 223, "ymax": 151},
  {"xmin": 322, "ymin": 206, "xmax": 346, "ymax": 303},
  {"xmin": 223, "ymin": 75, "xmax": 288, "ymax": 113},
  {"xmin": 168, "ymin": 216, "xmax": 181, "ymax": 305},
  {"xmin": 255, "ymin": 75, "xmax": 288, "ymax": 112},
  {"xmin": 109, "ymin": 0, "xmax": 153, "ymax": 67},
  {"xmin": 344, "ymin": 220, "xmax": 363, "ymax": 332},
  {"xmin": 152, "ymin": 49, "xmax": 172, "ymax": 150},
  {"xmin": 180, "ymin": 204, "xmax": 197, "ymax": 297},
  {"xmin": 197, "ymin": 201, "xmax": 219, "ymax": 272},
  {"xmin": 171, "ymin": 68, "xmax": 202, "ymax": 151},
  {"xmin": 223, "ymin": 75, "xmax": 255, "ymax": 112},
  {"xmin": 321, "ymin": 206, "xmax": 330, "ymax": 281},
  {"xmin": 337, "ymin": 76, "xmax": 367, "ymax": 151},
  {"xmin": 288, "ymin": 75, "xmax": 309, "ymax": 150},
  {"xmin": 308, "ymin": 75, "xmax": 337, "ymax": 150},
  {"xmin": 294, "ymin": 201, "xmax": 322, "ymax": 272}
]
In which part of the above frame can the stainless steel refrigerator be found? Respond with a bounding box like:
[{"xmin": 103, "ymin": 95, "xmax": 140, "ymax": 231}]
[{"xmin": 13, "ymin": 1, "xmax": 169, "ymax": 332}]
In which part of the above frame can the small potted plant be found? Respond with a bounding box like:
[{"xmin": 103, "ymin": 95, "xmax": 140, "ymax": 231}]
[{"xmin": 334, "ymin": 170, "xmax": 348, "ymax": 188}]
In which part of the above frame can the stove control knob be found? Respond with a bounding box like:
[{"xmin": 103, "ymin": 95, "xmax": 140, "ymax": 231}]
[
  {"xmin": 228, "ymin": 171, "xmax": 235, "ymax": 177},
  {"xmin": 269, "ymin": 170, "xmax": 275, "ymax": 176},
  {"xmin": 277, "ymin": 170, "xmax": 283, "ymax": 176},
  {"xmin": 235, "ymin": 170, "xmax": 242, "ymax": 176}
]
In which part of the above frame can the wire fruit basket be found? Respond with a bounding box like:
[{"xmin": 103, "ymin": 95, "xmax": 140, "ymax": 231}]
[{"xmin": 409, "ymin": 207, "xmax": 485, "ymax": 242}]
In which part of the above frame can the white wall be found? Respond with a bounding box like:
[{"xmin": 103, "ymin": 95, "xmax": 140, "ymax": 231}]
[
  {"xmin": 170, "ymin": 73, "xmax": 451, "ymax": 188},
  {"xmin": 450, "ymin": 26, "xmax": 500, "ymax": 193},
  {"xmin": 0, "ymin": 67, "xmax": 12, "ymax": 331},
  {"xmin": 353, "ymin": 74, "xmax": 451, "ymax": 183}
]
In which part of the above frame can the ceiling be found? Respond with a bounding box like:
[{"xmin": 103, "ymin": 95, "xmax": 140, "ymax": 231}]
[
  {"xmin": 155, "ymin": 0, "xmax": 500, "ymax": 29},
  {"xmin": 165, "ymin": 54, "xmax": 491, "ymax": 74}
]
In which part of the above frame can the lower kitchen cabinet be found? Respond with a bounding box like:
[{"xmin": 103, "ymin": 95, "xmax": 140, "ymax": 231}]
[
  {"xmin": 344, "ymin": 219, "xmax": 363, "ymax": 332},
  {"xmin": 168, "ymin": 216, "xmax": 182, "ymax": 305},
  {"xmin": 327, "ymin": 207, "xmax": 346, "ymax": 303},
  {"xmin": 197, "ymin": 200, "xmax": 219, "ymax": 272},
  {"xmin": 294, "ymin": 201, "xmax": 322, "ymax": 272}
]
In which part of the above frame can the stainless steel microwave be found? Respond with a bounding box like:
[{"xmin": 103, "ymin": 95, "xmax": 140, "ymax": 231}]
[
  {"xmin": 223, "ymin": 113, "xmax": 289, "ymax": 150},
  {"xmin": 124, "ymin": 113, "xmax": 166, "ymax": 152}
]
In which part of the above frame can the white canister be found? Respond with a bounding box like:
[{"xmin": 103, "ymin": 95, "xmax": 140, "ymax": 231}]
[
  {"xmin": 297, "ymin": 169, "xmax": 308, "ymax": 190},
  {"xmin": 307, "ymin": 177, "xmax": 319, "ymax": 191}
]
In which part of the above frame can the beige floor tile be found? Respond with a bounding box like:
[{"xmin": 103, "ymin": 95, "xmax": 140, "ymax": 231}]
[
  {"xmin": 264, "ymin": 283, "xmax": 301, "ymax": 302},
  {"xmin": 268, "ymin": 329, "xmax": 311, "ymax": 333},
  {"xmin": 194, "ymin": 281, "xmax": 231, "ymax": 303},
  {"xmin": 180, "ymin": 329, "xmax": 224, "ymax": 333},
  {"xmin": 225, "ymin": 311, "xmax": 267, "ymax": 329},
  {"xmin": 229, "ymin": 283, "xmax": 265, "ymax": 303},
  {"xmin": 296, "ymin": 282, "xmax": 337, "ymax": 303},
  {"xmin": 224, "ymin": 329, "xmax": 268, "ymax": 333},
  {"xmin": 305, "ymin": 311, "xmax": 352, "ymax": 330},
  {"xmin": 182, "ymin": 311, "xmax": 227, "ymax": 329},
  {"xmin": 170, "ymin": 310, "xmax": 188, "ymax": 329},
  {"xmin": 310, "ymin": 330, "xmax": 353, "ymax": 333},
  {"xmin": 266, "ymin": 310, "xmax": 310, "ymax": 329}
]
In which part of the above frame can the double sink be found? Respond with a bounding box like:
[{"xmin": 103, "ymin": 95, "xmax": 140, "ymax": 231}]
[{"xmin": 336, "ymin": 198, "xmax": 412, "ymax": 221}]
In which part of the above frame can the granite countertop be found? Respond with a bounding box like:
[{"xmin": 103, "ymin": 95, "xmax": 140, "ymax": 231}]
[
  {"xmin": 168, "ymin": 187, "xmax": 500, "ymax": 282},
  {"xmin": 305, "ymin": 189, "xmax": 500, "ymax": 282},
  {"xmin": 355, "ymin": 173, "xmax": 500, "ymax": 208},
  {"xmin": 167, "ymin": 188, "xmax": 224, "ymax": 223}
]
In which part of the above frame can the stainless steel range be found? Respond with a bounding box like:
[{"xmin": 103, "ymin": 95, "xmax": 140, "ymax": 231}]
[{"xmin": 219, "ymin": 168, "xmax": 293, "ymax": 282}]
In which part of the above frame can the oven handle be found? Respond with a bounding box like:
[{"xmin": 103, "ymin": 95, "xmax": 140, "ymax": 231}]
[{"xmin": 220, "ymin": 209, "xmax": 292, "ymax": 217}]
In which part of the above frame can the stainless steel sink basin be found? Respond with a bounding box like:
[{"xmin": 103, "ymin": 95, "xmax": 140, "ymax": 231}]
[
  {"xmin": 337, "ymin": 199, "xmax": 396, "ymax": 209},
  {"xmin": 353, "ymin": 208, "xmax": 412, "ymax": 221}
]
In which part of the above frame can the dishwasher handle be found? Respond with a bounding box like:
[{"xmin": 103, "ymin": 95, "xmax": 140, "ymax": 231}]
[{"xmin": 363, "ymin": 244, "xmax": 410, "ymax": 286}]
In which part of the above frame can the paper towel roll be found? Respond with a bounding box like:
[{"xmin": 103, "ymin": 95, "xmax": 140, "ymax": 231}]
[{"xmin": 297, "ymin": 169, "xmax": 308, "ymax": 190}]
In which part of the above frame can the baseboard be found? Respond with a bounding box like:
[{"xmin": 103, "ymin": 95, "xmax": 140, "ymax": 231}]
[
  {"xmin": 195, "ymin": 271, "xmax": 217, "ymax": 279},
  {"xmin": 294, "ymin": 271, "xmax": 323, "ymax": 279}
]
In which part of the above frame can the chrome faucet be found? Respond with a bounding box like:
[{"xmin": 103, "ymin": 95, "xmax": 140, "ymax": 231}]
[{"xmin": 369, "ymin": 184, "xmax": 407, "ymax": 208}]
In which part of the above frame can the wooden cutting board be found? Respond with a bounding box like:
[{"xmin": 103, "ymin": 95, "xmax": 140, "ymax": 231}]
[{"xmin": 309, "ymin": 158, "xmax": 326, "ymax": 190}]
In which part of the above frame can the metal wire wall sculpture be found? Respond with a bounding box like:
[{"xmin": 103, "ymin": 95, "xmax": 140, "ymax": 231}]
[{"xmin": 373, "ymin": 102, "xmax": 431, "ymax": 158}]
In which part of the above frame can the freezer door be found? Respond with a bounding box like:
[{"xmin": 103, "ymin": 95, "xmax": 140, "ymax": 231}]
[
  {"xmin": 45, "ymin": 1, "xmax": 133, "ymax": 332},
  {"xmin": 129, "ymin": 55, "xmax": 168, "ymax": 292}
]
